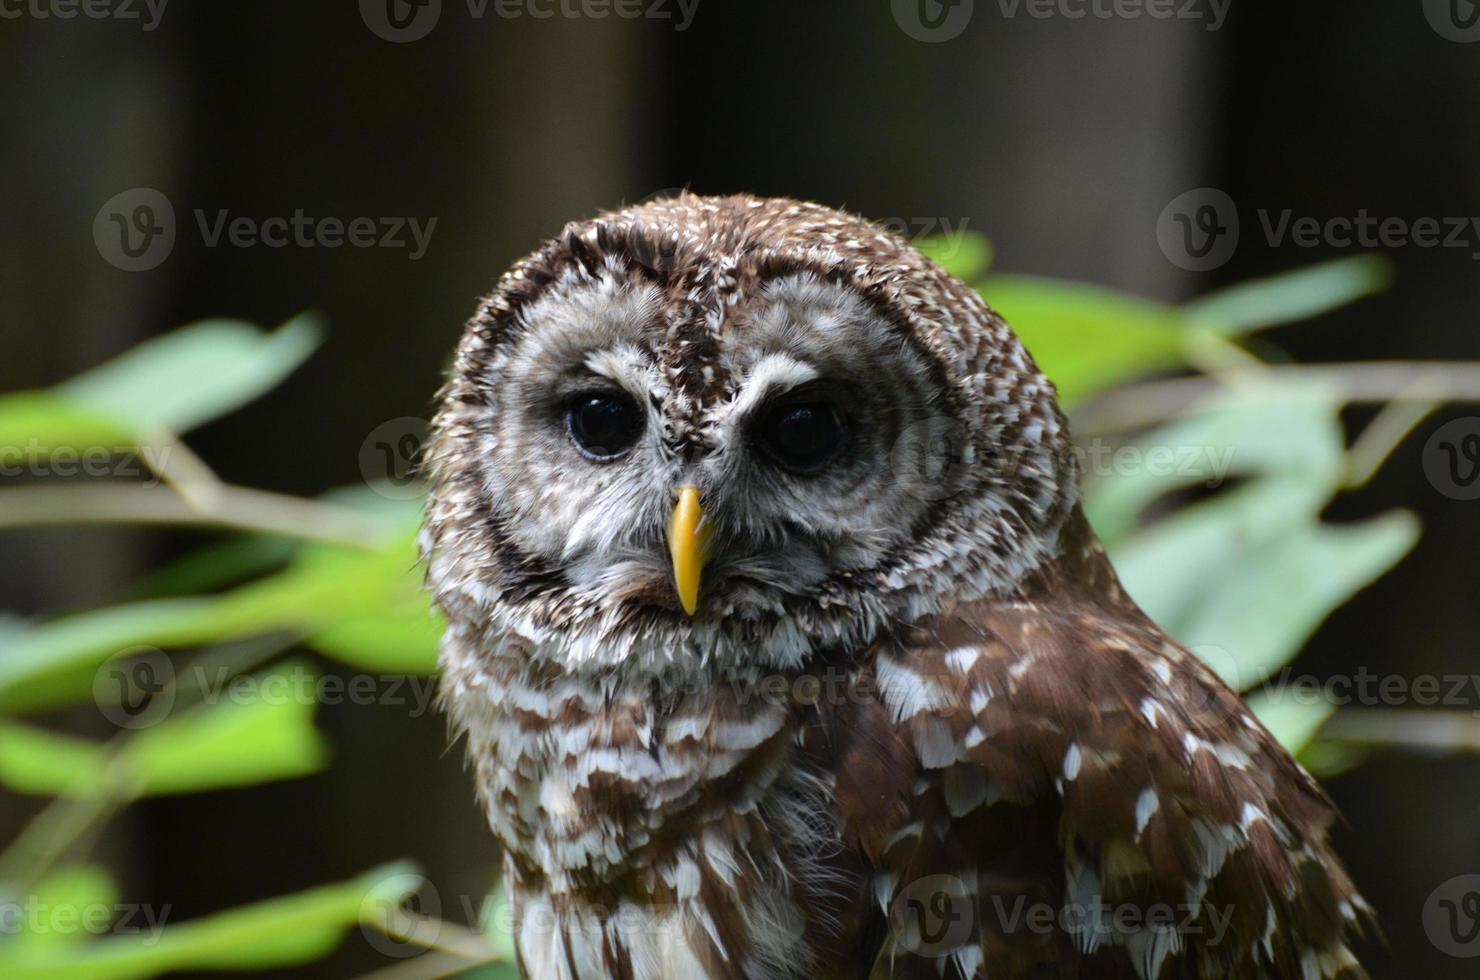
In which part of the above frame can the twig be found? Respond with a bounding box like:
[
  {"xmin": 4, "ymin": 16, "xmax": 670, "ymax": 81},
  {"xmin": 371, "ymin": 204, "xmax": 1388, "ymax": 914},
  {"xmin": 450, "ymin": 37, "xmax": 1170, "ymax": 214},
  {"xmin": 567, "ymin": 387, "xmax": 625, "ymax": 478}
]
[
  {"xmin": 1072, "ymin": 361, "xmax": 1480, "ymax": 435},
  {"xmin": 0, "ymin": 483, "xmax": 395, "ymax": 549},
  {"xmin": 1321, "ymin": 708, "xmax": 1480, "ymax": 753}
]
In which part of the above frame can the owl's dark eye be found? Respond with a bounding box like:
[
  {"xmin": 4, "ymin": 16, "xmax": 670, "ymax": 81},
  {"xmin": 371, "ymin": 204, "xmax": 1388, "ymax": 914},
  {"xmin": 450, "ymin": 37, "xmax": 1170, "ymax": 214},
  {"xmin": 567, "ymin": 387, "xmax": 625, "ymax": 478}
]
[
  {"xmin": 756, "ymin": 402, "xmax": 845, "ymax": 474},
  {"xmin": 565, "ymin": 392, "xmax": 644, "ymax": 460}
]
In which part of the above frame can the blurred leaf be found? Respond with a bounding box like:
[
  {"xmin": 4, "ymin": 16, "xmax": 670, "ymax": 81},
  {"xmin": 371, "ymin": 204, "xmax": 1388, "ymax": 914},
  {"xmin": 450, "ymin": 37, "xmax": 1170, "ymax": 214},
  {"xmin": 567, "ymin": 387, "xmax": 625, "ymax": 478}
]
[
  {"xmin": 0, "ymin": 663, "xmax": 329, "ymax": 798},
  {"xmin": 480, "ymin": 886, "xmax": 517, "ymax": 964},
  {"xmin": 454, "ymin": 966, "xmax": 522, "ymax": 979},
  {"xmin": 126, "ymin": 661, "xmax": 329, "ymax": 795},
  {"xmin": 1298, "ymin": 739, "xmax": 1370, "ymax": 779},
  {"xmin": 308, "ymin": 614, "xmax": 441, "ymax": 675},
  {"xmin": 1185, "ymin": 256, "xmax": 1393, "ymax": 334},
  {"xmin": 982, "ymin": 276, "xmax": 1199, "ymax": 405},
  {"xmin": 1112, "ymin": 478, "xmax": 1419, "ymax": 689},
  {"xmin": 0, "ymin": 530, "xmax": 436, "ymax": 714},
  {"xmin": 0, "ymin": 862, "xmax": 420, "ymax": 979},
  {"xmin": 0, "ymin": 393, "xmax": 133, "ymax": 459},
  {"xmin": 1247, "ymin": 690, "xmax": 1335, "ymax": 756},
  {"xmin": 128, "ymin": 536, "xmax": 299, "ymax": 599},
  {"xmin": 58, "ymin": 315, "xmax": 321, "ymax": 436},
  {"xmin": 0, "ymin": 724, "xmax": 107, "ymax": 797},
  {"xmin": 918, "ymin": 230, "xmax": 994, "ymax": 282},
  {"xmin": 1, "ymin": 864, "xmax": 119, "ymax": 954},
  {"xmin": 1083, "ymin": 380, "xmax": 1345, "ymax": 545}
]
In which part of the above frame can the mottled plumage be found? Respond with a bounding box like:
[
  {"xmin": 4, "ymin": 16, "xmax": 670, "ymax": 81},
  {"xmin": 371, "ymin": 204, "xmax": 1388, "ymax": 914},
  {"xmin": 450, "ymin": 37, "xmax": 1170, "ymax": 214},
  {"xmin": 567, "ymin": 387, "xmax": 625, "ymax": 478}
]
[{"xmin": 422, "ymin": 193, "xmax": 1370, "ymax": 978}]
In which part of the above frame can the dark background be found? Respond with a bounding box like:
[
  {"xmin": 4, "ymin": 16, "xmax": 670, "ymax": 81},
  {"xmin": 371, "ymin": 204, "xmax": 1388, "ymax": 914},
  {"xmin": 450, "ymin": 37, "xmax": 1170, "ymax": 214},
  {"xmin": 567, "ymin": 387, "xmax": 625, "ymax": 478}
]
[{"xmin": 2, "ymin": 1, "xmax": 1478, "ymax": 976}]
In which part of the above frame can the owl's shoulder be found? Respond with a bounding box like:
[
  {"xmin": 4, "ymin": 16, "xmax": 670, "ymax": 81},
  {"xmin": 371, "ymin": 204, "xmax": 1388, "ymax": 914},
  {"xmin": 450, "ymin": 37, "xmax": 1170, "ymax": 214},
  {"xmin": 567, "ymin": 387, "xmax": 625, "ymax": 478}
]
[{"xmin": 808, "ymin": 592, "xmax": 1371, "ymax": 979}]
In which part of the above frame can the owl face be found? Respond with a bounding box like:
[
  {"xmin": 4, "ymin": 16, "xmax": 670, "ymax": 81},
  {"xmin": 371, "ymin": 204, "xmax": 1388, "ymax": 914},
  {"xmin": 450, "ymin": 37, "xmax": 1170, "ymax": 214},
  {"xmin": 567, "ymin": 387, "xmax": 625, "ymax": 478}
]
[
  {"xmin": 425, "ymin": 194, "xmax": 1077, "ymax": 670},
  {"xmin": 477, "ymin": 272, "xmax": 947, "ymax": 615}
]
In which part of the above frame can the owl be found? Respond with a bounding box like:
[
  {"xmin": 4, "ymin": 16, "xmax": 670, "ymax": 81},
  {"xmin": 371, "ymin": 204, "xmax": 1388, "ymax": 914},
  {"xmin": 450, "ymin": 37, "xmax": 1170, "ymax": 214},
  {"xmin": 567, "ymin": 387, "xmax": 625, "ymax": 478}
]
[{"xmin": 423, "ymin": 194, "xmax": 1371, "ymax": 979}]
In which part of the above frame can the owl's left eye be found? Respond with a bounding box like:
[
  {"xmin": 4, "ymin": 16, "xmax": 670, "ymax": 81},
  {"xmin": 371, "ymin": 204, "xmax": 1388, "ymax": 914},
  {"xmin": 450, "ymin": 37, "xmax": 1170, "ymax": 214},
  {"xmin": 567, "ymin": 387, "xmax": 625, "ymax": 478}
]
[
  {"xmin": 565, "ymin": 392, "xmax": 644, "ymax": 461},
  {"xmin": 754, "ymin": 401, "xmax": 845, "ymax": 474}
]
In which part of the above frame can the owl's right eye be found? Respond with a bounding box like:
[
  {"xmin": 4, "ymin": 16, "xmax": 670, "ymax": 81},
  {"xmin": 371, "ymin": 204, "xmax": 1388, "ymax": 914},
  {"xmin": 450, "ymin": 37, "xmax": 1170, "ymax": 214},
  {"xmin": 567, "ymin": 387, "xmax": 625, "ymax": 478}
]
[{"xmin": 565, "ymin": 392, "xmax": 644, "ymax": 461}]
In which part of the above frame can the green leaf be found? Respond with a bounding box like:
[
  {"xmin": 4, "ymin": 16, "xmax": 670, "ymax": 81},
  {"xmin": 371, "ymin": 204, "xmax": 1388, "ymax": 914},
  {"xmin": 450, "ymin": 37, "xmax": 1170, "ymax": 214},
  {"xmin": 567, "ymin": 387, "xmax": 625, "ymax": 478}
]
[
  {"xmin": 1, "ymin": 865, "xmax": 120, "ymax": 954},
  {"xmin": 1184, "ymin": 255, "xmax": 1393, "ymax": 334},
  {"xmin": 1247, "ymin": 690, "xmax": 1335, "ymax": 756},
  {"xmin": 1082, "ymin": 380, "xmax": 1346, "ymax": 545},
  {"xmin": 127, "ymin": 536, "xmax": 300, "ymax": 599},
  {"xmin": 0, "ymin": 393, "xmax": 134, "ymax": 459},
  {"xmin": 918, "ymin": 230, "xmax": 994, "ymax": 282},
  {"xmin": 308, "ymin": 614, "xmax": 442, "ymax": 675},
  {"xmin": 125, "ymin": 661, "xmax": 330, "ymax": 795},
  {"xmin": 0, "ymin": 862, "xmax": 421, "ymax": 980},
  {"xmin": 0, "ymin": 529, "xmax": 437, "ymax": 713},
  {"xmin": 480, "ymin": 886, "xmax": 517, "ymax": 964},
  {"xmin": 1111, "ymin": 478, "xmax": 1420, "ymax": 689},
  {"xmin": 981, "ymin": 276, "xmax": 1198, "ymax": 405},
  {"xmin": 58, "ymin": 315, "xmax": 322, "ymax": 436},
  {"xmin": 0, "ymin": 724, "xmax": 109, "ymax": 798},
  {"xmin": 0, "ymin": 663, "xmax": 329, "ymax": 798}
]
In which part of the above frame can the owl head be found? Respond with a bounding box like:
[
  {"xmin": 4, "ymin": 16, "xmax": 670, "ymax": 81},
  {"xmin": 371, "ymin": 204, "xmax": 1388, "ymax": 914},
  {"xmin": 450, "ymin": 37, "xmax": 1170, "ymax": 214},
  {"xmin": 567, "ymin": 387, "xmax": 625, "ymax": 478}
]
[{"xmin": 423, "ymin": 194, "xmax": 1076, "ymax": 671}]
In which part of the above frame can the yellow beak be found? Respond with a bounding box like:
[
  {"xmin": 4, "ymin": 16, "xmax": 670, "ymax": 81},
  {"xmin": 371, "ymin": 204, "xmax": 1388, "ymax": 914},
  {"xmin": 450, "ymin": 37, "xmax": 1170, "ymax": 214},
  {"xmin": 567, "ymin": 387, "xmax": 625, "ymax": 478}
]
[{"xmin": 667, "ymin": 485, "xmax": 712, "ymax": 616}]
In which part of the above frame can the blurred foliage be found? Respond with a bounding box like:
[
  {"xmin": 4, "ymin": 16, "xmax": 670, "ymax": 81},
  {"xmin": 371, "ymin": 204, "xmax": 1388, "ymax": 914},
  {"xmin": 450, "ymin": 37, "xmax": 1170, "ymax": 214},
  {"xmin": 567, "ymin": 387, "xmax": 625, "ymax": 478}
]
[{"xmin": 0, "ymin": 239, "xmax": 1467, "ymax": 977}]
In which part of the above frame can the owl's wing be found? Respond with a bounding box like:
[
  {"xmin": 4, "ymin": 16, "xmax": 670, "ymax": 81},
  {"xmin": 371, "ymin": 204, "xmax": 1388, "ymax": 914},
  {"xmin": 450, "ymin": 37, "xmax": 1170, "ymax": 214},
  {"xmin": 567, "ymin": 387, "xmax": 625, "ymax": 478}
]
[{"xmin": 821, "ymin": 595, "xmax": 1373, "ymax": 980}]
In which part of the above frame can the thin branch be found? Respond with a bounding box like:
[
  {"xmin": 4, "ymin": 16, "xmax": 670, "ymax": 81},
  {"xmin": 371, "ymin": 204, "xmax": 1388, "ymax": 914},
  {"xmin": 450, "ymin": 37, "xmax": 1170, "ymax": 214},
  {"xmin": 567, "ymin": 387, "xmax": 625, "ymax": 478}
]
[
  {"xmin": 1321, "ymin": 708, "xmax": 1480, "ymax": 753},
  {"xmin": 0, "ymin": 483, "xmax": 396, "ymax": 548},
  {"xmin": 1072, "ymin": 361, "xmax": 1480, "ymax": 435},
  {"xmin": 350, "ymin": 949, "xmax": 497, "ymax": 980}
]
